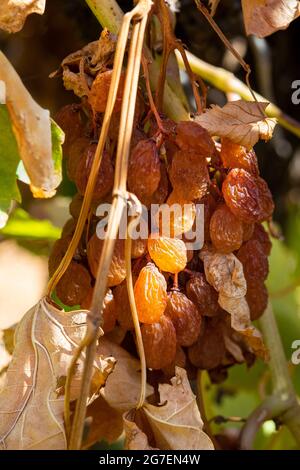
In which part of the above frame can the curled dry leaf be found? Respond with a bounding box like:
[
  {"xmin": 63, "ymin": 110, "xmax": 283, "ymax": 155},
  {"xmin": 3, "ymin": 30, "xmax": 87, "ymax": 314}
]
[
  {"xmin": 242, "ymin": 0, "xmax": 300, "ymax": 38},
  {"xmin": 0, "ymin": 52, "xmax": 61, "ymax": 197},
  {"xmin": 125, "ymin": 368, "xmax": 214, "ymax": 450},
  {"xmin": 0, "ymin": 298, "xmax": 115, "ymax": 450},
  {"xmin": 0, "ymin": 0, "xmax": 45, "ymax": 33},
  {"xmin": 124, "ymin": 411, "xmax": 156, "ymax": 450},
  {"xmin": 98, "ymin": 337, "xmax": 154, "ymax": 413},
  {"xmin": 200, "ymin": 249, "xmax": 268, "ymax": 360},
  {"xmin": 196, "ymin": 100, "xmax": 276, "ymax": 149}
]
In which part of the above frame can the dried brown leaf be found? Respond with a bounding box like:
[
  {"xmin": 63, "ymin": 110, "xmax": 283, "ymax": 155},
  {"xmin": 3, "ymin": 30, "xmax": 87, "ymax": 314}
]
[
  {"xmin": 99, "ymin": 338, "xmax": 153, "ymax": 413},
  {"xmin": 0, "ymin": 52, "xmax": 61, "ymax": 197},
  {"xmin": 82, "ymin": 395, "xmax": 123, "ymax": 449},
  {"xmin": 0, "ymin": 0, "xmax": 45, "ymax": 33},
  {"xmin": 242, "ymin": 0, "xmax": 300, "ymax": 38},
  {"xmin": 0, "ymin": 298, "xmax": 114, "ymax": 449},
  {"xmin": 142, "ymin": 368, "xmax": 214, "ymax": 450},
  {"xmin": 200, "ymin": 250, "xmax": 268, "ymax": 360},
  {"xmin": 196, "ymin": 100, "xmax": 276, "ymax": 149},
  {"xmin": 124, "ymin": 411, "xmax": 156, "ymax": 450}
]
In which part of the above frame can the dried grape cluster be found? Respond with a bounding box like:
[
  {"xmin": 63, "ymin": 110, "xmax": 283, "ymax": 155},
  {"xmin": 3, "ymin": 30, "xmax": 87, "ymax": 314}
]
[{"xmin": 50, "ymin": 33, "xmax": 274, "ymax": 383}]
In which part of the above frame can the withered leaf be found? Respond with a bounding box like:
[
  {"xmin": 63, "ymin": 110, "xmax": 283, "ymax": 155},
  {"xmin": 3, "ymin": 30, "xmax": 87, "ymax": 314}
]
[
  {"xmin": 200, "ymin": 250, "xmax": 268, "ymax": 360},
  {"xmin": 127, "ymin": 368, "xmax": 214, "ymax": 450},
  {"xmin": 242, "ymin": 0, "xmax": 300, "ymax": 38},
  {"xmin": 0, "ymin": 0, "xmax": 45, "ymax": 33},
  {"xmin": 82, "ymin": 395, "xmax": 123, "ymax": 449},
  {"xmin": 0, "ymin": 298, "xmax": 114, "ymax": 449},
  {"xmin": 124, "ymin": 410, "xmax": 156, "ymax": 450},
  {"xmin": 0, "ymin": 52, "xmax": 61, "ymax": 198},
  {"xmin": 99, "ymin": 338, "xmax": 153, "ymax": 413},
  {"xmin": 196, "ymin": 100, "xmax": 276, "ymax": 149}
]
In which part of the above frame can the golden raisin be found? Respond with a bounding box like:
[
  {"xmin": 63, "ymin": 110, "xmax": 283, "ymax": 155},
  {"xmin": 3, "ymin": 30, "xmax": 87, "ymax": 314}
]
[
  {"xmin": 88, "ymin": 70, "xmax": 125, "ymax": 114},
  {"xmin": 220, "ymin": 138, "xmax": 259, "ymax": 175},
  {"xmin": 134, "ymin": 262, "xmax": 167, "ymax": 323},
  {"xmin": 147, "ymin": 234, "xmax": 187, "ymax": 274},
  {"xmin": 175, "ymin": 121, "xmax": 215, "ymax": 156}
]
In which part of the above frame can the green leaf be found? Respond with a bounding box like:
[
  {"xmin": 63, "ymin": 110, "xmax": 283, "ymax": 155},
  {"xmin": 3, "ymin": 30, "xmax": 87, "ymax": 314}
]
[
  {"xmin": 0, "ymin": 208, "xmax": 61, "ymax": 241},
  {"xmin": 0, "ymin": 105, "xmax": 21, "ymax": 227},
  {"xmin": 51, "ymin": 118, "xmax": 64, "ymax": 175}
]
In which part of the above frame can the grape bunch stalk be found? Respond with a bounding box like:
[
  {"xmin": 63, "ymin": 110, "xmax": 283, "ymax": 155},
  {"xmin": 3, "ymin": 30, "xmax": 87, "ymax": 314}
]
[{"xmin": 49, "ymin": 0, "xmax": 274, "ymax": 446}]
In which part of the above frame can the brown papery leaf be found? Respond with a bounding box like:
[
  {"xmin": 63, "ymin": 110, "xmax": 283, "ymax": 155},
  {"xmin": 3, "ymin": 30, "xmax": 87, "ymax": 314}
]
[
  {"xmin": 82, "ymin": 395, "xmax": 123, "ymax": 449},
  {"xmin": 196, "ymin": 100, "xmax": 276, "ymax": 149},
  {"xmin": 242, "ymin": 0, "xmax": 300, "ymax": 38},
  {"xmin": 0, "ymin": 0, "xmax": 45, "ymax": 33},
  {"xmin": 99, "ymin": 338, "xmax": 154, "ymax": 413},
  {"xmin": 140, "ymin": 368, "xmax": 214, "ymax": 450},
  {"xmin": 200, "ymin": 250, "xmax": 268, "ymax": 360},
  {"xmin": 0, "ymin": 52, "xmax": 61, "ymax": 198},
  {"xmin": 0, "ymin": 298, "xmax": 115, "ymax": 449},
  {"xmin": 124, "ymin": 410, "xmax": 156, "ymax": 450}
]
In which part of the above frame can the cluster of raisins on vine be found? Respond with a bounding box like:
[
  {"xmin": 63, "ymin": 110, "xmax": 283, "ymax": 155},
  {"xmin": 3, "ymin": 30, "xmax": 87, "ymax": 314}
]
[{"xmin": 50, "ymin": 62, "xmax": 274, "ymax": 383}]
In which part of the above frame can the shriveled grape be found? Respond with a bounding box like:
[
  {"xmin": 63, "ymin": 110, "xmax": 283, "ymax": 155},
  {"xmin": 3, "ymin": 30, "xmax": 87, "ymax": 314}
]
[
  {"xmin": 134, "ymin": 262, "xmax": 167, "ymax": 323},
  {"xmin": 88, "ymin": 70, "xmax": 125, "ymax": 114},
  {"xmin": 188, "ymin": 318, "xmax": 226, "ymax": 370},
  {"xmin": 222, "ymin": 169, "xmax": 274, "ymax": 223},
  {"xmin": 186, "ymin": 273, "xmax": 221, "ymax": 317},
  {"xmin": 175, "ymin": 121, "xmax": 215, "ymax": 156},
  {"xmin": 169, "ymin": 150, "xmax": 209, "ymax": 201},
  {"xmin": 127, "ymin": 139, "xmax": 161, "ymax": 206},
  {"xmin": 237, "ymin": 239, "xmax": 269, "ymax": 282},
  {"xmin": 87, "ymin": 234, "xmax": 126, "ymax": 286},
  {"xmin": 81, "ymin": 288, "xmax": 117, "ymax": 333},
  {"xmin": 114, "ymin": 282, "xmax": 134, "ymax": 330},
  {"xmin": 166, "ymin": 291, "xmax": 202, "ymax": 346},
  {"xmin": 56, "ymin": 261, "xmax": 91, "ymax": 307},
  {"xmin": 147, "ymin": 235, "xmax": 187, "ymax": 273},
  {"xmin": 210, "ymin": 204, "xmax": 243, "ymax": 253},
  {"xmin": 246, "ymin": 279, "xmax": 268, "ymax": 321},
  {"xmin": 67, "ymin": 137, "xmax": 89, "ymax": 182},
  {"xmin": 141, "ymin": 315, "xmax": 176, "ymax": 369},
  {"xmin": 220, "ymin": 138, "xmax": 259, "ymax": 175},
  {"xmin": 54, "ymin": 104, "xmax": 84, "ymax": 155},
  {"xmin": 252, "ymin": 223, "xmax": 272, "ymax": 255},
  {"xmin": 75, "ymin": 144, "xmax": 114, "ymax": 201}
]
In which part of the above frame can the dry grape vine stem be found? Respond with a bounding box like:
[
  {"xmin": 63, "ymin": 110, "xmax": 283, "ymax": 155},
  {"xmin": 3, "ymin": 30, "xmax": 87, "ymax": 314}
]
[{"xmin": 85, "ymin": 0, "xmax": 300, "ymax": 448}]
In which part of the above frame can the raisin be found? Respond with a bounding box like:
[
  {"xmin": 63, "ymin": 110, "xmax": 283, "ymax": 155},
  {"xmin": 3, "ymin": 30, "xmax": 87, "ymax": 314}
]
[
  {"xmin": 222, "ymin": 169, "xmax": 274, "ymax": 223},
  {"xmin": 220, "ymin": 138, "xmax": 259, "ymax": 175},
  {"xmin": 87, "ymin": 234, "xmax": 126, "ymax": 286},
  {"xmin": 114, "ymin": 282, "xmax": 134, "ymax": 330},
  {"xmin": 252, "ymin": 223, "xmax": 272, "ymax": 255},
  {"xmin": 175, "ymin": 121, "xmax": 215, "ymax": 156},
  {"xmin": 199, "ymin": 193, "xmax": 217, "ymax": 242},
  {"xmin": 61, "ymin": 218, "xmax": 76, "ymax": 238},
  {"xmin": 169, "ymin": 150, "xmax": 209, "ymax": 201},
  {"xmin": 237, "ymin": 239, "xmax": 269, "ymax": 282},
  {"xmin": 246, "ymin": 279, "xmax": 268, "ymax": 321},
  {"xmin": 88, "ymin": 70, "xmax": 125, "ymax": 114},
  {"xmin": 67, "ymin": 137, "xmax": 89, "ymax": 182},
  {"xmin": 162, "ymin": 345, "xmax": 186, "ymax": 378},
  {"xmin": 157, "ymin": 191, "xmax": 195, "ymax": 237},
  {"xmin": 54, "ymin": 104, "xmax": 84, "ymax": 155},
  {"xmin": 186, "ymin": 273, "xmax": 221, "ymax": 317},
  {"xmin": 147, "ymin": 235, "xmax": 187, "ymax": 273},
  {"xmin": 69, "ymin": 193, "xmax": 83, "ymax": 219},
  {"xmin": 166, "ymin": 291, "xmax": 202, "ymax": 346},
  {"xmin": 143, "ymin": 163, "xmax": 169, "ymax": 207},
  {"xmin": 209, "ymin": 204, "xmax": 243, "ymax": 253},
  {"xmin": 134, "ymin": 262, "xmax": 168, "ymax": 323},
  {"xmin": 81, "ymin": 288, "xmax": 117, "ymax": 333},
  {"xmin": 56, "ymin": 261, "xmax": 91, "ymax": 307},
  {"xmin": 141, "ymin": 315, "xmax": 176, "ymax": 369},
  {"xmin": 75, "ymin": 144, "xmax": 114, "ymax": 201},
  {"xmin": 188, "ymin": 318, "xmax": 226, "ymax": 370},
  {"xmin": 242, "ymin": 222, "xmax": 255, "ymax": 242},
  {"xmin": 48, "ymin": 236, "xmax": 72, "ymax": 277},
  {"xmin": 131, "ymin": 238, "xmax": 147, "ymax": 259},
  {"xmin": 127, "ymin": 139, "xmax": 161, "ymax": 206}
]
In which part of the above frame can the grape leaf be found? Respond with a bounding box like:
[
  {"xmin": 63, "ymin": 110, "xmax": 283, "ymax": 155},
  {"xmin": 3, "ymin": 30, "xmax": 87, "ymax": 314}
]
[
  {"xmin": 200, "ymin": 249, "xmax": 268, "ymax": 360},
  {"xmin": 0, "ymin": 298, "xmax": 115, "ymax": 449},
  {"xmin": 196, "ymin": 100, "xmax": 276, "ymax": 149},
  {"xmin": 0, "ymin": 51, "xmax": 62, "ymax": 199},
  {"xmin": 242, "ymin": 0, "xmax": 300, "ymax": 38},
  {"xmin": 0, "ymin": 208, "xmax": 61, "ymax": 241},
  {"xmin": 0, "ymin": 0, "xmax": 46, "ymax": 33},
  {"xmin": 0, "ymin": 105, "xmax": 21, "ymax": 228},
  {"xmin": 124, "ymin": 368, "xmax": 214, "ymax": 450}
]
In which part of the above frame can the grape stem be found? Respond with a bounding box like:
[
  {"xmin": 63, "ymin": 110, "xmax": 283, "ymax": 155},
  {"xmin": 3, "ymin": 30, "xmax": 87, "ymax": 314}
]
[{"xmin": 241, "ymin": 301, "xmax": 300, "ymax": 448}]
